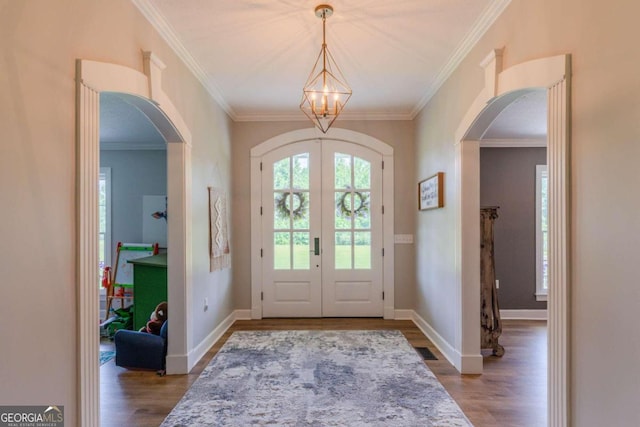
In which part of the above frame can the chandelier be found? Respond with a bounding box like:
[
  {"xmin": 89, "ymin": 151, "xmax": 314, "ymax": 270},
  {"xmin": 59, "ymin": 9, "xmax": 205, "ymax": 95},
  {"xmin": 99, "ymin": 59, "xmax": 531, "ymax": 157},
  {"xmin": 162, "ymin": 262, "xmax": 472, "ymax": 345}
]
[{"xmin": 300, "ymin": 4, "xmax": 352, "ymax": 134}]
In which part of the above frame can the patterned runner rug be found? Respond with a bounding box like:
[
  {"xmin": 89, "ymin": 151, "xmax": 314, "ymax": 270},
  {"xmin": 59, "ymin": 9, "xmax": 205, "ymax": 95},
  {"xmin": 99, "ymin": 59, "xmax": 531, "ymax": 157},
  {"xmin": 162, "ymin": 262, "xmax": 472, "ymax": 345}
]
[{"xmin": 161, "ymin": 330, "xmax": 472, "ymax": 426}]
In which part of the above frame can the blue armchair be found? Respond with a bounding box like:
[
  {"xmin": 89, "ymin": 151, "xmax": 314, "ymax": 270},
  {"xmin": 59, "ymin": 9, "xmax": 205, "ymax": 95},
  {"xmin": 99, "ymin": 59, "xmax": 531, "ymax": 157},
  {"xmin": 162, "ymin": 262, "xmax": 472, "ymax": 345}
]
[{"xmin": 114, "ymin": 320, "xmax": 168, "ymax": 371}]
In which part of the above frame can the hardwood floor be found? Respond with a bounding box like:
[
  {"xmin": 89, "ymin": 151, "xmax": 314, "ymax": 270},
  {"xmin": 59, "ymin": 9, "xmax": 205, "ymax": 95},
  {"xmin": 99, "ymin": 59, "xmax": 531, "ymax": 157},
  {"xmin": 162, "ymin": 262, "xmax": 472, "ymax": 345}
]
[{"xmin": 100, "ymin": 319, "xmax": 546, "ymax": 426}]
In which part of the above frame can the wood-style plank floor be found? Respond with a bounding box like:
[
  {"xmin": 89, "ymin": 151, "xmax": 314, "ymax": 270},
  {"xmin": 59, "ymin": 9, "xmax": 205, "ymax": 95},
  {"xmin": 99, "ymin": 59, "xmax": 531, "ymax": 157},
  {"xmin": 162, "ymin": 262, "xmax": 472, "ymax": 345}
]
[{"xmin": 100, "ymin": 319, "xmax": 546, "ymax": 426}]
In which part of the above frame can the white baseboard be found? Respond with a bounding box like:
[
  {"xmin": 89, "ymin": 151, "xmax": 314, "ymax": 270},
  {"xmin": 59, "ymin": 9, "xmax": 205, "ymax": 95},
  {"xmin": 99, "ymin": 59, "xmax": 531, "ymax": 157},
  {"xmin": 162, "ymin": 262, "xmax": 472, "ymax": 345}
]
[
  {"xmin": 411, "ymin": 310, "xmax": 482, "ymax": 374},
  {"xmin": 166, "ymin": 353, "xmax": 189, "ymax": 375},
  {"xmin": 170, "ymin": 308, "xmax": 491, "ymax": 376},
  {"xmin": 170, "ymin": 309, "xmax": 254, "ymax": 374},
  {"xmin": 410, "ymin": 311, "xmax": 458, "ymax": 368},
  {"xmin": 500, "ymin": 309, "xmax": 547, "ymax": 320},
  {"xmin": 187, "ymin": 310, "xmax": 240, "ymax": 372},
  {"xmin": 234, "ymin": 309, "xmax": 252, "ymax": 320},
  {"xmin": 394, "ymin": 309, "xmax": 414, "ymax": 320}
]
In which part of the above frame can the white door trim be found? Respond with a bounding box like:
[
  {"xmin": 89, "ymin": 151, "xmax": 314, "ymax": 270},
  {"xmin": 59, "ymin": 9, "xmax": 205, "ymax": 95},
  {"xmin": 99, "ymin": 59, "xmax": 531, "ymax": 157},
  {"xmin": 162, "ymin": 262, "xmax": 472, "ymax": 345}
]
[
  {"xmin": 250, "ymin": 128, "xmax": 395, "ymax": 319},
  {"xmin": 77, "ymin": 54, "xmax": 192, "ymax": 426},
  {"xmin": 454, "ymin": 51, "xmax": 571, "ymax": 426}
]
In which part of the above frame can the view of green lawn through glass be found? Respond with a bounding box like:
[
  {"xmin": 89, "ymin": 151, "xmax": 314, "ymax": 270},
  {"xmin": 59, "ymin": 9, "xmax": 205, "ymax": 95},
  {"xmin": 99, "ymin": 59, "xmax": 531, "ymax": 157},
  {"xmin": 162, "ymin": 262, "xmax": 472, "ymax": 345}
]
[{"xmin": 274, "ymin": 244, "xmax": 371, "ymax": 270}]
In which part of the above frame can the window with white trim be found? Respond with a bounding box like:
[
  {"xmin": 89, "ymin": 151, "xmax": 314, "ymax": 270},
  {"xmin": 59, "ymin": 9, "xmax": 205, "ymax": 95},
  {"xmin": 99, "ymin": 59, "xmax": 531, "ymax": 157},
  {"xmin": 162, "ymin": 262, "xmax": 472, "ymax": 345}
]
[
  {"xmin": 99, "ymin": 167, "xmax": 112, "ymax": 290},
  {"xmin": 536, "ymin": 165, "xmax": 548, "ymax": 301}
]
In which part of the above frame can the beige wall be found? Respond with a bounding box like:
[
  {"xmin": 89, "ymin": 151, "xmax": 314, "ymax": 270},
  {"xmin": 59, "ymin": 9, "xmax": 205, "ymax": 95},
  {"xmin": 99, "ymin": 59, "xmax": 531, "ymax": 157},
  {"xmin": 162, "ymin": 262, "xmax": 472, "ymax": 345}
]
[
  {"xmin": 414, "ymin": 0, "xmax": 640, "ymax": 424},
  {"xmin": 0, "ymin": 0, "xmax": 233, "ymax": 423},
  {"xmin": 231, "ymin": 120, "xmax": 416, "ymax": 311}
]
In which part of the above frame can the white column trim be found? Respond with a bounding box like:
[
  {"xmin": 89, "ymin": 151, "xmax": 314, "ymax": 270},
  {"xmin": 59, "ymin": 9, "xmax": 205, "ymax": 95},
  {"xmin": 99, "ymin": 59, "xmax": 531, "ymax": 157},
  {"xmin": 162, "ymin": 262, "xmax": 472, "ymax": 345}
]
[
  {"xmin": 165, "ymin": 142, "xmax": 193, "ymax": 374},
  {"xmin": 458, "ymin": 140, "xmax": 481, "ymax": 370},
  {"xmin": 76, "ymin": 80, "xmax": 100, "ymax": 427},
  {"xmin": 547, "ymin": 73, "xmax": 571, "ymax": 427},
  {"xmin": 142, "ymin": 51, "xmax": 192, "ymax": 147}
]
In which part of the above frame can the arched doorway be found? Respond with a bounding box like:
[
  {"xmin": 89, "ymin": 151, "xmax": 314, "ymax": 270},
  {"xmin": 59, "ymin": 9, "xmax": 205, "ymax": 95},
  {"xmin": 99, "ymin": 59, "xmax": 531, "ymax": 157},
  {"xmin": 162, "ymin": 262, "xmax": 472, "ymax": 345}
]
[
  {"xmin": 250, "ymin": 128, "xmax": 396, "ymax": 319},
  {"xmin": 455, "ymin": 51, "xmax": 571, "ymax": 425},
  {"xmin": 76, "ymin": 54, "xmax": 192, "ymax": 425}
]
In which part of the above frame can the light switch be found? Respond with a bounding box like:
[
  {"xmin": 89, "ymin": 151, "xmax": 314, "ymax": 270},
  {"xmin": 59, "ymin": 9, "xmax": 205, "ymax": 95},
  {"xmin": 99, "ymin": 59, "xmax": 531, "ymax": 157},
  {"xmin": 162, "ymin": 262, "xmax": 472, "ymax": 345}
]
[{"xmin": 394, "ymin": 234, "xmax": 414, "ymax": 244}]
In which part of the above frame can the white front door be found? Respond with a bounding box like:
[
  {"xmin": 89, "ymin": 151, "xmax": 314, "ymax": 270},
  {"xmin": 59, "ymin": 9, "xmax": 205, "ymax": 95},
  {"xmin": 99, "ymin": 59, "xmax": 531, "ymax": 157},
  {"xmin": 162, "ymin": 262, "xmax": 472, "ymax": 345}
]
[
  {"xmin": 261, "ymin": 141, "xmax": 322, "ymax": 317},
  {"xmin": 261, "ymin": 140, "xmax": 383, "ymax": 317}
]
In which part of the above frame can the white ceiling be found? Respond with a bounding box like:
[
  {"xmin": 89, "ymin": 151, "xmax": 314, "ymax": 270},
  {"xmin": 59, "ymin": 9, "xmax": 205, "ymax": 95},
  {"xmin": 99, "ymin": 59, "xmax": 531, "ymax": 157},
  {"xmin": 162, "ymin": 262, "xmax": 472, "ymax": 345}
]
[
  {"xmin": 100, "ymin": 93, "xmax": 166, "ymax": 149},
  {"xmin": 135, "ymin": 0, "xmax": 509, "ymax": 120},
  {"xmin": 482, "ymin": 90, "xmax": 547, "ymax": 143},
  {"xmin": 100, "ymin": 0, "xmax": 547, "ymax": 146}
]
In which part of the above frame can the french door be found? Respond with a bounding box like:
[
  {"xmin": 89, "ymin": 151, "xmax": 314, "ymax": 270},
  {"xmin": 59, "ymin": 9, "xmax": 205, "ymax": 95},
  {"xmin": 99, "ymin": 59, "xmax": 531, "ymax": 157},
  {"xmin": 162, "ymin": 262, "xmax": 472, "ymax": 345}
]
[{"xmin": 261, "ymin": 139, "xmax": 383, "ymax": 317}]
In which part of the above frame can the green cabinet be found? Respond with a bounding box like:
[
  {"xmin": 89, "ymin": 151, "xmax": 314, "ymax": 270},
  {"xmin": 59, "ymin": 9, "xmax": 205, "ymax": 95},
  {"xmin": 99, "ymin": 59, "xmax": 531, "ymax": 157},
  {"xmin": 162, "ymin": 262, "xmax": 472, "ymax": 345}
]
[{"xmin": 128, "ymin": 253, "xmax": 168, "ymax": 331}]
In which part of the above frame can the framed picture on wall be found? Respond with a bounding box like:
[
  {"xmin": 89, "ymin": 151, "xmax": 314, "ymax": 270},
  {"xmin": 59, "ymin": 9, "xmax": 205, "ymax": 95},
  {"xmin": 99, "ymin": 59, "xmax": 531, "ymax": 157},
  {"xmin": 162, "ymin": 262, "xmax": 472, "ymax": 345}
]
[{"xmin": 418, "ymin": 172, "xmax": 444, "ymax": 210}]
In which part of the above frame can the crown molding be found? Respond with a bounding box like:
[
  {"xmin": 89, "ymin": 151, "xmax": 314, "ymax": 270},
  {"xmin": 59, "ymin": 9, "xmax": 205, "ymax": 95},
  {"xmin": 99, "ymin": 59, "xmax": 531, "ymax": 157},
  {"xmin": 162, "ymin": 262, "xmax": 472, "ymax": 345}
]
[
  {"xmin": 131, "ymin": 0, "xmax": 238, "ymax": 120},
  {"xmin": 100, "ymin": 142, "xmax": 167, "ymax": 151},
  {"xmin": 411, "ymin": 0, "xmax": 513, "ymax": 118},
  {"xmin": 234, "ymin": 111, "xmax": 413, "ymax": 122}
]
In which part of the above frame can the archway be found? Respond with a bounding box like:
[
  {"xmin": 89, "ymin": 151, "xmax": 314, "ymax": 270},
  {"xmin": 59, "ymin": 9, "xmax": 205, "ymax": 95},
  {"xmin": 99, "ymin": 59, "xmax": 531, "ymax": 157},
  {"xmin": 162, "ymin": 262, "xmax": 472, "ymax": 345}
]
[
  {"xmin": 455, "ymin": 51, "xmax": 571, "ymax": 426},
  {"xmin": 249, "ymin": 128, "xmax": 396, "ymax": 319},
  {"xmin": 76, "ymin": 54, "xmax": 193, "ymax": 426}
]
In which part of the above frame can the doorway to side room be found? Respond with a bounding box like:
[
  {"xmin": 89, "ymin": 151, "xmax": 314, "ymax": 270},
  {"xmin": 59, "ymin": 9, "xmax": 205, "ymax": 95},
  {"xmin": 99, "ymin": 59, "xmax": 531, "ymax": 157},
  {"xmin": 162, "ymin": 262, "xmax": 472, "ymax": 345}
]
[
  {"xmin": 77, "ymin": 56, "xmax": 192, "ymax": 427},
  {"xmin": 98, "ymin": 91, "xmax": 169, "ymax": 361},
  {"xmin": 455, "ymin": 52, "xmax": 570, "ymax": 425}
]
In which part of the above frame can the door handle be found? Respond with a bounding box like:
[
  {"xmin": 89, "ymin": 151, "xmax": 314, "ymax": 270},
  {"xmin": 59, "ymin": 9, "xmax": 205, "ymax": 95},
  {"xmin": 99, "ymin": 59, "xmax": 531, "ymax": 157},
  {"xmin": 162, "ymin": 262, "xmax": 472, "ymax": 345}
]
[{"xmin": 314, "ymin": 237, "xmax": 320, "ymax": 256}]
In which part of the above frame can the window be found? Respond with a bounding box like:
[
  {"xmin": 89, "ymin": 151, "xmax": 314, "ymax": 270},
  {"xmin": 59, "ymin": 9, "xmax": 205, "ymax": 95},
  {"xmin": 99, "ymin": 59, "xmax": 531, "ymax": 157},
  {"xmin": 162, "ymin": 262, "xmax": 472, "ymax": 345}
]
[
  {"xmin": 99, "ymin": 168, "xmax": 112, "ymax": 289},
  {"xmin": 536, "ymin": 165, "xmax": 548, "ymax": 301}
]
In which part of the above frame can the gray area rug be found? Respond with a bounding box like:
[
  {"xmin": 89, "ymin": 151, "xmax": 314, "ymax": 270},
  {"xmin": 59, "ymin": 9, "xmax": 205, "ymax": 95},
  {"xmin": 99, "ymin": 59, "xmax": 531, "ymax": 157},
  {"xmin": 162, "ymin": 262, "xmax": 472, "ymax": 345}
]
[{"xmin": 161, "ymin": 330, "xmax": 472, "ymax": 426}]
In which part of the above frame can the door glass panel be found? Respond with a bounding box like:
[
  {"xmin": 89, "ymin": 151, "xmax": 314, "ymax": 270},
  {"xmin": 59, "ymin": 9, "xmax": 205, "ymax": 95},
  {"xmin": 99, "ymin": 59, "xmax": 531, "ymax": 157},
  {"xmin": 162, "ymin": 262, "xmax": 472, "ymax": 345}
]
[
  {"xmin": 292, "ymin": 232, "xmax": 310, "ymax": 270},
  {"xmin": 273, "ymin": 153, "xmax": 311, "ymax": 271},
  {"xmin": 292, "ymin": 154, "xmax": 310, "ymax": 190},
  {"xmin": 273, "ymin": 158, "xmax": 290, "ymax": 190},
  {"xmin": 292, "ymin": 191, "xmax": 310, "ymax": 230},
  {"xmin": 354, "ymin": 157, "xmax": 371, "ymax": 189},
  {"xmin": 333, "ymin": 154, "xmax": 373, "ymax": 270},
  {"xmin": 353, "ymin": 191, "xmax": 370, "ymax": 229},
  {"xmin": 334, "ymin": 153, "xmax": 351, "ymax": 189},
  {"xmin": 335, "ymin": 232, "xmax": 352, "ymax": 269},
  {"xmin": 274, "ymin": 192, "xmax": 290, "ymax": 229},
  {"xmin": 354, "ymin": 232, "xmax": 371, "ymax": 269},
  {"xmin": 274, "ymin": 232, "xmax": 291, "ymax": 270},
  {"xmin": 335, "ymin": 192, "xmax": 352, "ymax": 229}
]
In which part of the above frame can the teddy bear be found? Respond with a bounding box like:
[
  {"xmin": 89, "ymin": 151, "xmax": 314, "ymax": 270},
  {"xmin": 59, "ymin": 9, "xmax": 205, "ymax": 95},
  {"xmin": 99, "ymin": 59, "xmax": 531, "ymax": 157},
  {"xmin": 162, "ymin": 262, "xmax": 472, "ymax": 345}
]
[{"xmin": 141, "ymin": 301, "xmax": 167, "ymax": 335}]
